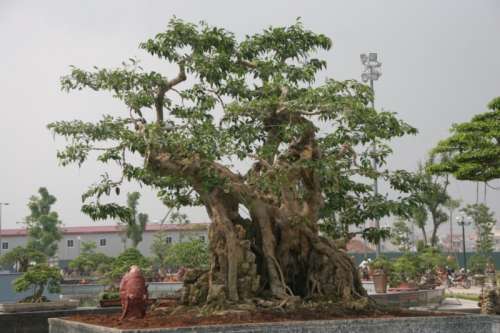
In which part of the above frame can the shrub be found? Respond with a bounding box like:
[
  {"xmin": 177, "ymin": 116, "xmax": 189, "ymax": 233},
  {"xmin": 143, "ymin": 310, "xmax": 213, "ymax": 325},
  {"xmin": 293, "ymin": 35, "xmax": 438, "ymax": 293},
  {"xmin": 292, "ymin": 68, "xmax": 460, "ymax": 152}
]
[
  {"xmin": 469, "ymin": 254, "xmax": 488, "ymax": 274},
  {"xmin": 109, "ymin": 248, "xmax": 150, "ymax": 281},
  {"xmin": 390, "ymin": 253, "xmax": 420, "ymax": 286}
]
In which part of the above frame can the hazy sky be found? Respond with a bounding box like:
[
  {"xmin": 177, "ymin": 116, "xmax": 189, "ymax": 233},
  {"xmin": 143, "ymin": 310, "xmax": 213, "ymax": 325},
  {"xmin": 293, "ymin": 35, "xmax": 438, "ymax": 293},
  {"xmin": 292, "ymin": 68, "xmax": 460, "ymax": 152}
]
[{"xmin": 0, "ymin": 1, "xmax": 499, "ymax": 232}]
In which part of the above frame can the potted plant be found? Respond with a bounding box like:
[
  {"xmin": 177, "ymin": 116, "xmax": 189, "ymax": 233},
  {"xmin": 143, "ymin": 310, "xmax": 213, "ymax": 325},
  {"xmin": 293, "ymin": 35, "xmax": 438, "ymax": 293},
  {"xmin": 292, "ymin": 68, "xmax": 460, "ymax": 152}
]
[
  {"xmin": 98, "ymin": 290, "xmax": 121, "ymax": 307},
  {"xmin": 369, "ymin": 256, "xmax": 392, "ymax": 293},
  {"xmin": 389, "ymin": 254, "xmax": 419, "ymax": 290}
]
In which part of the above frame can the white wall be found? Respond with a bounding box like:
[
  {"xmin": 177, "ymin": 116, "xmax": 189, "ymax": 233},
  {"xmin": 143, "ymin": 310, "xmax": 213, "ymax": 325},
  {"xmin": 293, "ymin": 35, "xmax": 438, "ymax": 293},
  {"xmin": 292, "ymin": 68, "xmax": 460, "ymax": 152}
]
[{"xmin": 0, "ymin": 228, "xmax": 209, "ymax": 261}]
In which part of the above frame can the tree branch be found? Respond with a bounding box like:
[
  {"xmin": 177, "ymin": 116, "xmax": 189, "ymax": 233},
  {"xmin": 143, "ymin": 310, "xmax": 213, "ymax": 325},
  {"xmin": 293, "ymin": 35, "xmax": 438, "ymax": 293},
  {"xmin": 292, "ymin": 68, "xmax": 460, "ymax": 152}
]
[{"xmin": 155, "ymin": 63, "xmax": 187, "ymax": 124}]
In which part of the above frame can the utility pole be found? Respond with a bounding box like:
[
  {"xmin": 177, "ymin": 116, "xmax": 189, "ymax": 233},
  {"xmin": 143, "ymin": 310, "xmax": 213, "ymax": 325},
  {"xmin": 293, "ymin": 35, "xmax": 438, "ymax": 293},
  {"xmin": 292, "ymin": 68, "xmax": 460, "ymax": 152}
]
[
  {"xmin": 361, "ymin": 52, "xmax": 382, "ymax": 256},
  {"xmin": 0, "ymin": 202, "xmax": 10, "ymax": 256}
]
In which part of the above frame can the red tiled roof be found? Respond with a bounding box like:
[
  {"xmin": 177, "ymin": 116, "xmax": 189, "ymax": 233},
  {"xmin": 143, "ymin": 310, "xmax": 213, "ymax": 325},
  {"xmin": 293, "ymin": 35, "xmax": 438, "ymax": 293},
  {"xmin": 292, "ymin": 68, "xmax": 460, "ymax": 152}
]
[{"xmin": 0, "ymin": 223, "xmax": 210, "ymax": 237}]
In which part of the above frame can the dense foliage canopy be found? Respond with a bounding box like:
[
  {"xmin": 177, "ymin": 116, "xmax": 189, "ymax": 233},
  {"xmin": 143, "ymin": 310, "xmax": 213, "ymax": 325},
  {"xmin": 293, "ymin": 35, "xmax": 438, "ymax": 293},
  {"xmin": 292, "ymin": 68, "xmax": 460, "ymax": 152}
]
[{"xmin": 430, "ymin": 97, "xmax": 500, "ymax": 182}]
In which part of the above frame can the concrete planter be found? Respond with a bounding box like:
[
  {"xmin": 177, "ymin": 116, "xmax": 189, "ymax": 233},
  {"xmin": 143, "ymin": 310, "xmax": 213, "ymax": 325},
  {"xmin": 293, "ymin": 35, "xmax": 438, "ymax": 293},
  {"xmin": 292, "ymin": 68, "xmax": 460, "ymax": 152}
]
[
  {"xmin": 49, "ymin": 315, "xmax": 500, "ymax": 333},
  {"xmin": 0, "ymin": 299, "xmax": 78, "ymax": 313},
  {"xmin": 0, "ymin": 306, "xmax": 120, "ymax": 333},
  {"xmin": 99, "ymin": 299, "xmax": 121, "ymax": 308}
]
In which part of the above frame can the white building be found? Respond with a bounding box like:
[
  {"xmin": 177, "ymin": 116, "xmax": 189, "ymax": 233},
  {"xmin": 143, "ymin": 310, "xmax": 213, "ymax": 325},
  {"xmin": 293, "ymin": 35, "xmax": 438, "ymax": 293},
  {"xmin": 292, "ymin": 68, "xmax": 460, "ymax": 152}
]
[
  {"xmin": 493, "ymin": 228, "xmax": 500, "ymax": 251},
  {"xmin": 0, "ymin": 223, "xmax": 209, "ymax": 265}
]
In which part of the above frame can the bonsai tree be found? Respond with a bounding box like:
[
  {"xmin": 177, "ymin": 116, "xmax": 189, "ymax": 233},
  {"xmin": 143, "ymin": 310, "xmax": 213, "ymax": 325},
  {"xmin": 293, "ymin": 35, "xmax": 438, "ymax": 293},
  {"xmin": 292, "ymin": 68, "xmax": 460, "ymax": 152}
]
[
  {"xmin": 390, "ymin": 218, "xmax": 413, "ymax": 252},
  {"xmin": 368, "ymin": 256, "xmax": 393, "ymax": 275},
  {"xmin": 69, "ymin": 241, "xmax": 114, "ymax": 277},
  {"xmin": 469, "ymin": 254, "xmax": 488, "ymax": 275},
  {"xmin": 108, "ymin": 248, "xmax": 150, "ymax": 281},
  {"xmin": 0, "ymin": 245, "xmax": 46, "ymax": 272},
  {"xmin": 49, "ymin": 18, "xmax": 417, "ymax": 306},
  {"xmin": 429, "ymin": 97, "xmax": 500, "ymax": 184},
  {"xmin": 164, "ymin": 238, "xmax": 209, "ymax": 270},
  {"xmin": 13, "ymin": 264, "xmax": 62, "ymax": 302},
  {"xmin": 389, "ymin": 253, "xmax": 420, "ymax": 287}
]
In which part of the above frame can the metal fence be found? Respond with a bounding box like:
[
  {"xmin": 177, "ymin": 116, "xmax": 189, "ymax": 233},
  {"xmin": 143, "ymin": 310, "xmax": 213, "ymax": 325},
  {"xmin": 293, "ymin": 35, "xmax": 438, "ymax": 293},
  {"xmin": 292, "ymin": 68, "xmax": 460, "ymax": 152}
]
[{"xmin": 350, "ymin": 251, "xmax": 500, "ymax": 268}]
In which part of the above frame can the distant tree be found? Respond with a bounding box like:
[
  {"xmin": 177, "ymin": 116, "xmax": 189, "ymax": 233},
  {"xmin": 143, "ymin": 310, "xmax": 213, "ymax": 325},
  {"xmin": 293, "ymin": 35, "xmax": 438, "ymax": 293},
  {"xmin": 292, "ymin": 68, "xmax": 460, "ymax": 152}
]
[
  {"xmin": 150, "ymin": 231, "xmax": 171, "ymax": 271},
  {"xmin": 462, "ymin": 204, "xmax": 495, "ymax": 256},
  {"xmin": 69, "ymin": 241, "xmax": 114, "ymax": 276},
  {"xmin": 391, "ymin": 218, "xmax": 413, "ymax": 252},
  {"xmin": 120, "ymin": 192, "xmax": 149, "ymax": 248},
  {"xmin": 151, "ymin": 210, "xmax": 190, "ymax": 271},
  {"xmin": 25, "ymin": 188, "xmax": 63, "ymax": 258},
  {"xmin": 410, "ymin": 205, "xmax": 429, "ymax": 245},
  {"xmin": 414, "ymin": 159, "xmax": 451, "ymax": 247},
  {"xmin": 429, "ymin": 97, "xmax": 500, "ymax": 183},
  {"xmin": 168, "ymin": 211, "xmax": 189, "ymax": 224},
  {"xmin": 0, "ymin": 246, "xmax": 46, "ymax": 272},
  {"xmin": 13, "ymin": 264, "xmax": 62, "ymax": 302}
]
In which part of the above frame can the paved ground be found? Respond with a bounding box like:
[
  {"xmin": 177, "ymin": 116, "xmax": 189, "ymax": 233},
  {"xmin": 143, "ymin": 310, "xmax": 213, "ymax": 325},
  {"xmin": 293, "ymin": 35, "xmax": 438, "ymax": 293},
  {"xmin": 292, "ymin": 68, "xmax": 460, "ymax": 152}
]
[
  {"xmin": 411, "ymin": 297, "xmax": 479, "ymax": 313},
  {"xmin": 446, "ymin": 285, "xmax": 482, "ymax": 295}
]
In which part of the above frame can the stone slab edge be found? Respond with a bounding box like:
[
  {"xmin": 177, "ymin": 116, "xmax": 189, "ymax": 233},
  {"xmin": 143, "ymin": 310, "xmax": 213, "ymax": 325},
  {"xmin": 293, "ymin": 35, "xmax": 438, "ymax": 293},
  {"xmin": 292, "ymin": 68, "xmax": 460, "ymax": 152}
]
[{"xmin": 50, "ymin": 314, "xmax": 500, "ymax": 333}]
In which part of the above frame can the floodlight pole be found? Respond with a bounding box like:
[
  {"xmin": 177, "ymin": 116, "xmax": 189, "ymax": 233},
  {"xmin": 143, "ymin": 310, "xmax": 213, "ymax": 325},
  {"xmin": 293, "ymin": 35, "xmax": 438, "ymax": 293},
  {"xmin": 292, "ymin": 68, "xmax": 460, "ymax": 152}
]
[
  {"xmin": 361, "ymin": 53, "xmax": 382, "ymax": 256},
  {"xmin": 369, "ymin": 75, "xmax": 380, "ymax": 256},
  {"xmin": 0, "ymin": 202, "xmax": 10, "ymax": 257}
]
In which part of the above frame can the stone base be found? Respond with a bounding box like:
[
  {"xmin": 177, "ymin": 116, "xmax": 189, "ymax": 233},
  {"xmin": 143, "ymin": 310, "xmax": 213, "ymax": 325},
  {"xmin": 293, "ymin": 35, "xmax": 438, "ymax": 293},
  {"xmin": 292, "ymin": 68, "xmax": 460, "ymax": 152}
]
[
  {"xmin": 0, "ymin": 307, "xmax": 120, "ymax": 333},
  {"xmin": 0, "ymin": 300, "xmax": 79, "ymax": 313},
  {"xmin": 370, "ymin": 288, "xmax": 445, "ymax": 307},
  {"xmin": 50, "ymin": 315, "xmax": 500, "ymax": 333}
]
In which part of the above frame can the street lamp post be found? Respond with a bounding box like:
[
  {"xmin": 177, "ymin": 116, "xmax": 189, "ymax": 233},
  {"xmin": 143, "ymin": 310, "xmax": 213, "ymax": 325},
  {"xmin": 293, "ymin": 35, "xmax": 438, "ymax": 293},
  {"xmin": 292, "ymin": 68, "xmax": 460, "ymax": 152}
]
[
  {"xmin": 456, "ymin": 214, "xmax": 471, "ymax": 272},
  {"xmin": 360, "ymin": 52, "xmax": 382, "ymax": 256},
  {"xmin": 0, "ymin": 202, "xmax": 10, "ymax": 256}
]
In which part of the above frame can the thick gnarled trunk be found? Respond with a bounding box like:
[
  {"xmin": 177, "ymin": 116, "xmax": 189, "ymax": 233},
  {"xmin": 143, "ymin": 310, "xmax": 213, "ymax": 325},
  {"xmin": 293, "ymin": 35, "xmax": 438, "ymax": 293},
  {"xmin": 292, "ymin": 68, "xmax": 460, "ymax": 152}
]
[
  {"xmin": 180, "ymin": 189, "xmax": 366, "ymax": 307},
  {"xmin": 148, "ymin": 116, "xmax": 366, "ymax": 307}
]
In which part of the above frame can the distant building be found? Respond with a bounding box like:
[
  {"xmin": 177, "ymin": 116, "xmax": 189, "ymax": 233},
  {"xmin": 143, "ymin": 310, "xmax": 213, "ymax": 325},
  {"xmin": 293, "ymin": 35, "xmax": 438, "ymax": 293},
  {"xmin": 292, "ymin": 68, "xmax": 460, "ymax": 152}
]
[
  {"xmin": 346, "ymin": 237, "xmax": 375, "ymax": 254},
  {"xmin": 0, "ymin": 223, "xmax": 209, "ymax": 265},
  {"xmin": 440, "ymin": 233, "xmax": 476, "ymax": 252},
  {"xmin": 493, "ymin": 229, "xmax": 500, "ymax": 251}
]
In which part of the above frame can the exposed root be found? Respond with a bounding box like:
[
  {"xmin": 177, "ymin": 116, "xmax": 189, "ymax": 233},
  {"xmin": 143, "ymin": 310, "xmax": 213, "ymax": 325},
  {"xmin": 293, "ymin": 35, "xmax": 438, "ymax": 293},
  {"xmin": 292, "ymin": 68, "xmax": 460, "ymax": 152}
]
[{"xmin": 269, "ymin": 256, "xmax": 294, "ymax": 297}]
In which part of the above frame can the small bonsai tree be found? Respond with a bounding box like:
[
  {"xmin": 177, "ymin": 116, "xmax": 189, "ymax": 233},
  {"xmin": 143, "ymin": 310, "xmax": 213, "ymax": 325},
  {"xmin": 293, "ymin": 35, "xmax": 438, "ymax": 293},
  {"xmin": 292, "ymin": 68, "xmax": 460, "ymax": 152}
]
[
  {"xmin": 13, "ymin": 264, "xmax": 62, "ymax": 302},
  {"xmin": 164, "ymin": 238, "xmax": 209, "ymax": 270},
  {"xmin": 0, "ymin": 245, "xmax": 46, "ymax": 272},
  {"xmin": 108, "ymin": 248, "xmax": 150, "ymax": 282},
  {"xmin": 469, "ymin": 254, "xmax": 488, "ymax": 275},
  {"xmin": 69, "ymin": 241, "xmax": 114, "ymax": 277},
  {"xmin": 390, "ymin": 253, "xmax": 420, "ymax": 287},
  {"xmin": 369, "ymin": 256, "xmax": 393, "ymax": 275}
]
